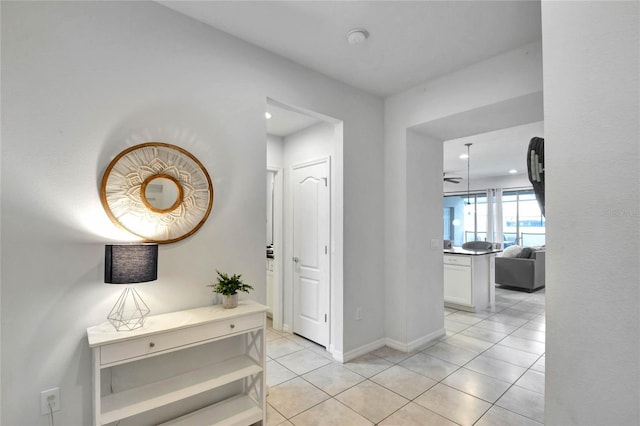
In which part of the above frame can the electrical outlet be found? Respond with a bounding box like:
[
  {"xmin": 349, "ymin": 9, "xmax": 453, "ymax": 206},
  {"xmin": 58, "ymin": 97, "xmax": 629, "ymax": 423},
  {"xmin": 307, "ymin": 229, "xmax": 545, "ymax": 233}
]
[
  {"xmin": 40, "ymin": 388, "xmax": 60, "ymax": 415},
  {"xmin": 356, "ymin": 307, "xmax": 363, "ymax": 321}
]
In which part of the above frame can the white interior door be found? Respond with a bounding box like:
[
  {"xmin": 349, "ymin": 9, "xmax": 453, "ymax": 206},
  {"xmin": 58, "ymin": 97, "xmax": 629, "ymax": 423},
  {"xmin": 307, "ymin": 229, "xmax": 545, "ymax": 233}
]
[{"xmin": 292, "ymin": 158, "xmax": 330, "ymax": 347}]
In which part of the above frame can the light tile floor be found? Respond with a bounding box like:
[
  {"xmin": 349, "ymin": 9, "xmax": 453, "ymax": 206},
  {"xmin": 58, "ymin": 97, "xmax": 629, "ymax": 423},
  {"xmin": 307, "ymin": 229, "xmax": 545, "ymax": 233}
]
[{"xmin": 266, "ymin": 287, "xmax": 545, "ymax": 425}]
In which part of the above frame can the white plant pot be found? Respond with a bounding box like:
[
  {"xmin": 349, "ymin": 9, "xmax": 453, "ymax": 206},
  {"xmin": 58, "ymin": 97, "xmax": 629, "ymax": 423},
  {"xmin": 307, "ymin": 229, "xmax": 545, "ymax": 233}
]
[{"xmin": 222, "ymin": 293, "xmax": 238, "ymax": 309}]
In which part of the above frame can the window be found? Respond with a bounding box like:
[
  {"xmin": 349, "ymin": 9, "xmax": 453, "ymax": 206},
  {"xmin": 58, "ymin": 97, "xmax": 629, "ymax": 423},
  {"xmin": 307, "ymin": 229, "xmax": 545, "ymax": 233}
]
[
  {"xmin": 502, "ymin": 189, "xmax": 546, "ymax": 247},
  {"xmin": 443, "ymin": 193, "xmax": 487, "ymax": 247},
  {"xmin": 444, "ymin": 189, "xmax": 545, "ymax": 248}
]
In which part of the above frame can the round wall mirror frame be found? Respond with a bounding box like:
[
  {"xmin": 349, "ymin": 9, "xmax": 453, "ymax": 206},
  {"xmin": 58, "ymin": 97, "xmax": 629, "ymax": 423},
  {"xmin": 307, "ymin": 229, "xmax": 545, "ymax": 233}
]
[
  {"xmin": 140, "ymin": 174, "xmax": 184, "ymax": 213},
  {"xmin": 101, "ymin": 142, "xmax": 213, "ymax": 244}
]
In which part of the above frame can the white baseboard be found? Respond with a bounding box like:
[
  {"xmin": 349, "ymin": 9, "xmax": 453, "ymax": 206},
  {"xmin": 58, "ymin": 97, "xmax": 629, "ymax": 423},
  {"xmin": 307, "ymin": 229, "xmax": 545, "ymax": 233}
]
[
  {"xmin": 282, "ymin": 323, "xmax": 291, "ymax": 333},
  {"xmin": 329, "ymin": 344, "xmax": 344, "ymax": 363},
  {"xmin": 386, "ymin": 328, "xmax": 446, "ymax": 353},
  {"xmin": 288, "ymin": 328, "xmax": 446, "ymax": 364},
  {"xmin": 339, "ymin": 338, "xmax": 387, "ymax": 363}
]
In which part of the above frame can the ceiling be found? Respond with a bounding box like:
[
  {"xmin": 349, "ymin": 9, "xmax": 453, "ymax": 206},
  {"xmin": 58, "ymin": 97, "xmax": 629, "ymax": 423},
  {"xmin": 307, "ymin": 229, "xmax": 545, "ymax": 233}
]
[
  {"xmin": 443, "ymin": 120, "xmax": 544, "ymax": 180},
  {"xmin": 267, "ymin": 102, "xmax": 545, "ymax": 181},
  {"xmin": 158, "ymin": 1, "xmax": 544, "ymax": 179},
  {"xmin": 159, "ymin": 1, "xmax": 542, "ymax": 97},
  {"xmin": 266, "ymin": 103, "xmax": 323, "ymax": 138},
  {"xmin": 416, "ymin": 91, "xmax": 544, "ymax": 179}
]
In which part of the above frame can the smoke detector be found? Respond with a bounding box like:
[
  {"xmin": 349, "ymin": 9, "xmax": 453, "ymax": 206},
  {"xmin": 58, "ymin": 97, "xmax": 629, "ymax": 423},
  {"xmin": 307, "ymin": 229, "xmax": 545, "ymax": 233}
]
[{"xmin": 346, "ymin": 28, "xmax": 369, "ymax": 45}]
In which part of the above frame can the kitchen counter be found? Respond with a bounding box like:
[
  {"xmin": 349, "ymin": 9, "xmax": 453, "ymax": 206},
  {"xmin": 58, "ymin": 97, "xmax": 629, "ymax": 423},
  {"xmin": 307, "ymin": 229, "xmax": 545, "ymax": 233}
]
[
  {"xmin": 444, "ymin": 248, "xmax": 503, "ymax": 256},
  {"xmin": 444, "ymin": 249, "xmax": 499, "ymax": 312}
]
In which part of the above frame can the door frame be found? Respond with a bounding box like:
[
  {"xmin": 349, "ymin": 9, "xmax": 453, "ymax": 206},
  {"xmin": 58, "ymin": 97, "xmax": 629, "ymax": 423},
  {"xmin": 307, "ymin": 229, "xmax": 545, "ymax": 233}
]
[
  {"xmin": 267, "ymin": 97, "xmax": 344, "ymax": 361},
  {"xmin": 267, "ymin": 166, "xmax": 284, "ymax": 331},
  {"xmin": 290, "ymin": 156, "xmax": 331, "ymax": 347}
]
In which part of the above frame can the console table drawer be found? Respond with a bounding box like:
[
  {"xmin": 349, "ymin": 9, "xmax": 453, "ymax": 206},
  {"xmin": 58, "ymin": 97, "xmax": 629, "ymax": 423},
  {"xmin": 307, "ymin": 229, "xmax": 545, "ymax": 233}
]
[{"xmin": 100, "ymin": 313, "xmax": 263, "ymax": 365}]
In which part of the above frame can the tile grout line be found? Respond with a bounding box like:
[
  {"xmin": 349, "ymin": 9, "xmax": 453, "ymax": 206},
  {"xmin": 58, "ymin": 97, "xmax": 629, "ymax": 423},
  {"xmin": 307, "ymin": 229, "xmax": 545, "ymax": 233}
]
[{"xmin": 267, "ymin": 288, "xmax": 545, "ymax": 426}]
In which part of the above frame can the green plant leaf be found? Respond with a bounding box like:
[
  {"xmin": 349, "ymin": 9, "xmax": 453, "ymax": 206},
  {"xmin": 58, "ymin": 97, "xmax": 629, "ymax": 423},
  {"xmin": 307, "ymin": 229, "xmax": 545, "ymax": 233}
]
[{"xmin": 206, "ymin": 269, "xmax": 254, "ymax": 296}]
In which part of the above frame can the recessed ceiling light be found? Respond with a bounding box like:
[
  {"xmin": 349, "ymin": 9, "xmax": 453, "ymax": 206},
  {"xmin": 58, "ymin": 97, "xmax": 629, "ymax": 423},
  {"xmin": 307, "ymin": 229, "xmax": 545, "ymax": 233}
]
[
  {"xmin": 265, "ymin": 112, "xmax": 272, "ymax": 120},
  {"xmin": 346, "ymin": 28, "xmax": 369, "ymax": 45},
  {"xmin": 509, "ymin": 169, "xmax": 518, "ymax": 174},
  {"xmin": 459, "ymin": 153, "xmax": 469, "ymax": 159}
]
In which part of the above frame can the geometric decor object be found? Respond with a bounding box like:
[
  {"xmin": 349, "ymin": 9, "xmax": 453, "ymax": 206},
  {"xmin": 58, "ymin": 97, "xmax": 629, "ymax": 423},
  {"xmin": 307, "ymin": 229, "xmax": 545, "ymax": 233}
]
[
  {"xmin": 107, "ymin": 287, "xmax": 151, "ymax": 331},
  {"xmin": 101, "ymin": 142, "xmax": 214, "ymax": 244},
  {"xmin": 527, "ymin": 136, "xmax": 545, "ymax": 217},
  {"xmin": 105, "ymin": 243, "xmax": 158, "ymax": 331}
]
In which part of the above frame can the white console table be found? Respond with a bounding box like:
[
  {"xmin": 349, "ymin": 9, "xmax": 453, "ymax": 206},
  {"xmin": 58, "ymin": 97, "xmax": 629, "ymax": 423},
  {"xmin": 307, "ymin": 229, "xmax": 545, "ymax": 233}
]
[
  {"xmin": 444, "ymin": 249, "xmax": 499, "ymax": 312},
  {"xmin": 87, "ymin": 300, "xmax": 267, "ymax": 426}
]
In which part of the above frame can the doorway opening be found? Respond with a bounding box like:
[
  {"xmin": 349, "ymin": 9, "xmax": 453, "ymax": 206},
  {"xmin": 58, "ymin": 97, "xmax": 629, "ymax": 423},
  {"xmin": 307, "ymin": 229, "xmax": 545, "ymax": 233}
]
[{"xmin": 266, "ymin": 98, "xmax": 343, "ymax": 354}]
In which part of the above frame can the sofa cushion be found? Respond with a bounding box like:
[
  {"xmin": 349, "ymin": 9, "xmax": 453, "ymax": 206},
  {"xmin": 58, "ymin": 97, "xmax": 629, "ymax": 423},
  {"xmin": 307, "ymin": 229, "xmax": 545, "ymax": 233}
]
[
  {"xmin": 517, "ymin": 247, "xmax": 534, "ymax": 258},
  {"xmin": 502, "ymin": 245, "xmax": 522, "ymax": 258}
]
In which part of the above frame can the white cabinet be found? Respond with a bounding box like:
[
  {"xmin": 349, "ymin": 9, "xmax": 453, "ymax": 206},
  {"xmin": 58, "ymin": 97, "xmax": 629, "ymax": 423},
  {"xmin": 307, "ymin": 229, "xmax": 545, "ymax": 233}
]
[
  {"xmin": 444, "ymin": 253, "xmax": 495, "ymax": 312},
  {"xmin": 444, "ymin": 262, "xmax": 472, "ymax": 306},
  {"xmin": 87, "ymin": 301, "xmax": 267, "ymax": 426}
]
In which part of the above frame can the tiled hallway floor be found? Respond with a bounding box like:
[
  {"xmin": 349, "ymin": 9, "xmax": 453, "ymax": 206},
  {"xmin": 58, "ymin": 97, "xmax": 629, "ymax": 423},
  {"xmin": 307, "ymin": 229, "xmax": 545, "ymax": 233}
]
[{"xmin": 265, "ymin": 287, "xmax": 545, "ymax": 426}]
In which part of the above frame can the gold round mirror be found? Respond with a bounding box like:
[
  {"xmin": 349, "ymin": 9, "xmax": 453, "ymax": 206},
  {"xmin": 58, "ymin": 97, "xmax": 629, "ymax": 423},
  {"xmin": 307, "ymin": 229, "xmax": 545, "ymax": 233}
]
[
  {"xmin": 101, "ymin": 142, "xmax": 213, "ymax": 243},
  {"xmin": 141, "ymin": 174, "xmax": 183, "ymax": 213}
]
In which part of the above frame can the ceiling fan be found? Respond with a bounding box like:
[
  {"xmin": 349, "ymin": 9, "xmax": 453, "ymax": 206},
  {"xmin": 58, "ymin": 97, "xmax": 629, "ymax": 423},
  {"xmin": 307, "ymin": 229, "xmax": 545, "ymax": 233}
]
[{"xmin": 443, "ymin": 173, "xmax": 462, "ymax": 184}]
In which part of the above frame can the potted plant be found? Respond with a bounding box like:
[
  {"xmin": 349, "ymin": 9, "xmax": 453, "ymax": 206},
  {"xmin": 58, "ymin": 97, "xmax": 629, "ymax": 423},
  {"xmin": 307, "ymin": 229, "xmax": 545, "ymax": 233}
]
[{"xmin": 208, "ymin": 270, "xmax": 253, "ymax": 309}]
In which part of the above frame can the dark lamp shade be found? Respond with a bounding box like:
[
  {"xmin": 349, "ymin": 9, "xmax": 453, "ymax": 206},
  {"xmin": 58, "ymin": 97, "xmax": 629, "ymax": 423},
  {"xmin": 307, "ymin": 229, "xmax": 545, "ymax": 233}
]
[{"xmin": 105, "ymin": 244, "xmax": 158, "ymax": 284}]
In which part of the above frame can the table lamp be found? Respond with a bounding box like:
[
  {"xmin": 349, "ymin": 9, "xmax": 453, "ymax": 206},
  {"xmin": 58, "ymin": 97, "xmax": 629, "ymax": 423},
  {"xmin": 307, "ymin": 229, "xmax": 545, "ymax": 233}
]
[{"xmin": 104, "ymin": 243, "xmax": 158, "ymax": 331}]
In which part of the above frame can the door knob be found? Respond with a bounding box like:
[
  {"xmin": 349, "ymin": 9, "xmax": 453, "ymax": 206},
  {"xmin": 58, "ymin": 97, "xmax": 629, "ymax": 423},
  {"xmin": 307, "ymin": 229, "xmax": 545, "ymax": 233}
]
[{"xmin": 293, "ymin": 257, "xmax": 299, "ymax": 263}]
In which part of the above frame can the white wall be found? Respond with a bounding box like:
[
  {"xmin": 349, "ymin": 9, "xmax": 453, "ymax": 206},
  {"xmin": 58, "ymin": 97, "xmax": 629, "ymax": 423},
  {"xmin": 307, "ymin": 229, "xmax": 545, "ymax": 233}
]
[
  {"xmin": 0, "ymin": 2, "xmax": 384, "ymax": 425},
  {"xmin": 0, "ymin": 3, "xmax": 3, "ymax": 418},
  {"xmin": 405, "ymin": 131, "xmax": 445, "ymax": 347},
  {"xmin": 283, "ymin": 122, "xmax": 336, "ymax": 167},
  {"xmin": 267, "ymin": 134, "xmax": 284, "ymax": 169},
  {"xmin": 542, "ymin": 2, "xmax": 639, "ymax": 424},
  {"xmin": 384, "ymin": 41, "xmax": 543, "ymax": 345}
]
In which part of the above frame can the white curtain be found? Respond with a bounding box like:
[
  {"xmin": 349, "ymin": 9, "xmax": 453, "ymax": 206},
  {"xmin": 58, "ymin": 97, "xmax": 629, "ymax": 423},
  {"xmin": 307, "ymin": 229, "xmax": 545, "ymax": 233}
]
[
  {"xmin": 486, "ymin": 189, "xmax": 494, "ymax": 243},
  {"xmin": 486, "ymin": 188, "xmax": 504, "ymax": 247},
  {"xmin": 494, "ymin": 189, "xmax": 504, "ymax": 247}
]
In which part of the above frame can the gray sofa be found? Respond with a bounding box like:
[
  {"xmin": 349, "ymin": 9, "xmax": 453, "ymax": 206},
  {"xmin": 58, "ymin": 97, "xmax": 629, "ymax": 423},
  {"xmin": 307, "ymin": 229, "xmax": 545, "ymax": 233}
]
[{"xmin": 495, "ymin": 250, "xmax": 545, "ymax": 292}]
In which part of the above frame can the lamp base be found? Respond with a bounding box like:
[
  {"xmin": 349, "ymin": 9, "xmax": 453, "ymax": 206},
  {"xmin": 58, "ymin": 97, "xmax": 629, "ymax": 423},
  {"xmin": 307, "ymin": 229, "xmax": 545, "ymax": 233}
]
[{"xmin": 108, "ymin": 287, "xmax": 150, "ymax": 331}]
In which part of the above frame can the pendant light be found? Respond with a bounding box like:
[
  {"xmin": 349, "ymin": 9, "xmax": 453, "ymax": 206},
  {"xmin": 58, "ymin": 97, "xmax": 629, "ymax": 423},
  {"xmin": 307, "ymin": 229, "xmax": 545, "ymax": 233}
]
[{"xmin": 465, "ymin": 143, "xmax": 472, "ymax": 205}]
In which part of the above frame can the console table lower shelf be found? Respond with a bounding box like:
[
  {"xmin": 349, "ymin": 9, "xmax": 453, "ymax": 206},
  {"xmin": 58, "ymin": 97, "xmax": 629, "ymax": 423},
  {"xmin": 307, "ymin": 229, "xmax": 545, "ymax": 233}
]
[
  {"xmin": 87, "ymin": 301, "xmax": 267, "ymax": 426},
  {"xmin": 159, "ymin": 394, "xmax": 262, "ymax": 426}
]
